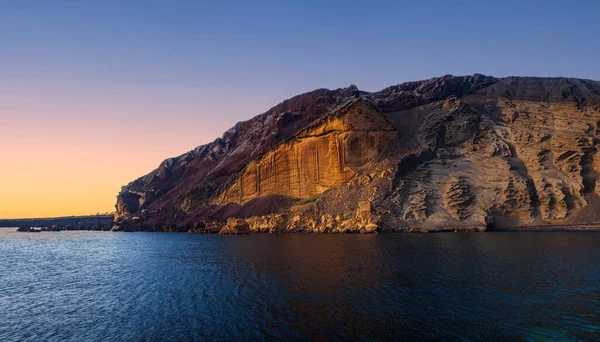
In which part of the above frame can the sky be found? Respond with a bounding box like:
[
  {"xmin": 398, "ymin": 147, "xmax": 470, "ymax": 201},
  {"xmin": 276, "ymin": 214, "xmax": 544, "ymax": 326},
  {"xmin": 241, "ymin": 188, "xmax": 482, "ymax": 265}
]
[{"xmin": 1, "ymin": 0, "xmax": 599, "ymax": 218}]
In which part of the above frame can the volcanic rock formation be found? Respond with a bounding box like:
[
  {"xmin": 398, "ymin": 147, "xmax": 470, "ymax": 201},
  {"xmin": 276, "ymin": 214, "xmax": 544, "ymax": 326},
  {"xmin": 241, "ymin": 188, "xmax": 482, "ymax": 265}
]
[{"xmin": 114, "ymin": 74, "xmax": 600, "ymax": 232}]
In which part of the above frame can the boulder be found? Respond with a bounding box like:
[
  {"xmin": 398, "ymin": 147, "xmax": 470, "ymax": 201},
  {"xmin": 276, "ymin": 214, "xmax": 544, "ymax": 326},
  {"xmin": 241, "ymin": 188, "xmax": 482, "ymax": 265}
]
[
  {"xmin": 219, "ymin": 218, "xmax": 250, "ymax": 235},
  {"xmin": 206, "ymin": 221, "xmax": 222, "ymax": 234},
  {"xmin": 364, "ymin": 223, "xmax": 378, "ymax": 233}
]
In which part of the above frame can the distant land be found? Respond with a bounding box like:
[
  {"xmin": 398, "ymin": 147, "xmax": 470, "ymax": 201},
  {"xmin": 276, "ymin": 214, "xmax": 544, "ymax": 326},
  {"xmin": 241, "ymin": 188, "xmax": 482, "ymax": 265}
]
[
  {"xmin": 0, "ymin": 215, "xmax": 113, "ymax": 230},
  {"xmin": 111, "ymin": 74, "xmax": 600, "ymax": 233}
]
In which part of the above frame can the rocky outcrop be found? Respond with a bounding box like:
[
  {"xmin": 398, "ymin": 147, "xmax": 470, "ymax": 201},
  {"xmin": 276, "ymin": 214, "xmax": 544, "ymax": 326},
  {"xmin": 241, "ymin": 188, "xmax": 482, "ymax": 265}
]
[
  {"xmin": 243, "ymin": 199, "xmax": 380, "ymax": 234},
  {"xmin": 114, "ymin": 74, "xmax": 600, "ymax": 232},
  {"xmin": 218, "ymin": 218, "xmax": 250, "ymax": 235}
]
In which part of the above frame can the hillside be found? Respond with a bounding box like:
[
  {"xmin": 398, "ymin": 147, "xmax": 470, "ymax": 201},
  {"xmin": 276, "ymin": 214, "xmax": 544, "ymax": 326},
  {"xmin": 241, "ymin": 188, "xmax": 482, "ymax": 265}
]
[{"xmin": 113, "ymin": 74, "xmax": 600, "ymax": 233}]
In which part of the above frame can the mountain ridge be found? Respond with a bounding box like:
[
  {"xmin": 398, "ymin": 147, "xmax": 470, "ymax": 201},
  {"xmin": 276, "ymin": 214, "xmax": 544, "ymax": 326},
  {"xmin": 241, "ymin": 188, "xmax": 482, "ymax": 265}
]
[{"xmin": 114, "ymin": 74, "xmax": 600, "ymax": 233}]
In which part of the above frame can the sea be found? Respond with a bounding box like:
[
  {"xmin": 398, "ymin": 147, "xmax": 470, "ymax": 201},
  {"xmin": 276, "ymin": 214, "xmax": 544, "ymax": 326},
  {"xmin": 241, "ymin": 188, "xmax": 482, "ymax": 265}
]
[{"xmin": 1, "ymin": 229, "xmax": 599, "ymax": 341}]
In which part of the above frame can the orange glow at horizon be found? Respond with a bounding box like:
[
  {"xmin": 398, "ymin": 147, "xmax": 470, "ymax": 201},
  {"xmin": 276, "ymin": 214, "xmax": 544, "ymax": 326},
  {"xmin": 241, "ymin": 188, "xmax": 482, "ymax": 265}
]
[
  {"xmin": 0, "ymin": 116, "xmax": 199, "ymax": 218},
  {"xmin": 0, "ymin": 86, "xmax": 275, "ymax": 219}
]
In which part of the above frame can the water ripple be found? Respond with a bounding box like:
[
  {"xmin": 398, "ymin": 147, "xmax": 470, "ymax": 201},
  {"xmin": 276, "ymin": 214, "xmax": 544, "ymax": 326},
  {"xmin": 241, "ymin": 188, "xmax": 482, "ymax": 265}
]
[{"xmin": 1, "ymin": 230, "xmax": 600, "ymax": 341}]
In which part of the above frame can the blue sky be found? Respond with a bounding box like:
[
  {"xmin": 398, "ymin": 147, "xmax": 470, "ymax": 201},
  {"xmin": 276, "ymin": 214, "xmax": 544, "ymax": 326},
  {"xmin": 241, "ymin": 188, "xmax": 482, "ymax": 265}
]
[{"xmin": 2, "ymin": 0, "xmax": 599, "ymax": 95}]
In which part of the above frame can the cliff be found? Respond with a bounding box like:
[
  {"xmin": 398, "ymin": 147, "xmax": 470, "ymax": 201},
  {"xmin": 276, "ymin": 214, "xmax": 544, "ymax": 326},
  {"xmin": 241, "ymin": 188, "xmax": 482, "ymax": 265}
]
[
  {"xmin": 114, "ymin": 74, "xmax": 600, "ymax": 233},
  {"xmin": 214, "ymin": 99, "xmax": 396, "ymax": 206}
]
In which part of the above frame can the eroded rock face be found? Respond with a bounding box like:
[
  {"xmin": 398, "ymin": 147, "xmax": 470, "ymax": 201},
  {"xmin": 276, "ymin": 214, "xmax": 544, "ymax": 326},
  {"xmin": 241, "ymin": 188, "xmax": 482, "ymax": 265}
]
[
  {"xmin": 214, "ymin": 99, "xmax": 395, "ymax": 205},
  {"xmin": 115, "ymin": 75, "xmax": 600, "ymax": 232},
  {"xmin": 493, "ymin": 99, "xmax": 596, "ymax": 222},
  {"xmin": 443, "ymin": 176, "xmax": 474, "ymax": 221}
]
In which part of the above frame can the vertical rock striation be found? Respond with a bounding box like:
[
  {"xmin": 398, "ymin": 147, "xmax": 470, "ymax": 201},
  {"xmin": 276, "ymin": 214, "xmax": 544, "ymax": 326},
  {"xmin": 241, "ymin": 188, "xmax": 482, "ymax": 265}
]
[{"xmin": 215, "ymin": 99, "xmax": 396, "ymax": 205}]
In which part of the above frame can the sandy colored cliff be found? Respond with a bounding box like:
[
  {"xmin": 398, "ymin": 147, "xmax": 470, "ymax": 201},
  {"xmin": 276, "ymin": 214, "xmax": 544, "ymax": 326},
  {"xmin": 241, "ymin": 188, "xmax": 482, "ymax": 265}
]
[{"xmin": 114, "ymin": 75, "xmax": 600, "ymax": 233}]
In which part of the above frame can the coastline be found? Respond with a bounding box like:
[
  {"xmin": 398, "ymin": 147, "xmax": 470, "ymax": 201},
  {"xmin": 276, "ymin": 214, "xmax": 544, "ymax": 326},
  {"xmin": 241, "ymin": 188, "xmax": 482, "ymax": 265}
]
[
  {"xmin": 487, "ymin": 224, "xmax": 600, "ymax": 232},
  {"xmin": 8, "ymin": 223, "xmax": 600, "ymax": 233}
]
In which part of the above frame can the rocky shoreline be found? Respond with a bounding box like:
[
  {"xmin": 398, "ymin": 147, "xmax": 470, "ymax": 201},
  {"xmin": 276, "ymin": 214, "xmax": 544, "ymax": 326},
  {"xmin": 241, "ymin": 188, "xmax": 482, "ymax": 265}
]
[
  {"xmin": 487, "ymin": 224, "xmax": 600, "ymax": 232},
  {"xmin": 109, "ymin": 216, "xmax": 600, "ymax": 234},
  {"xmin": 9, "ymin": 204, "xmax": 600, "ymax": 234},
  {"xmin": 14, "ymin": 220, "xmax": 600, "ymax": 234}
]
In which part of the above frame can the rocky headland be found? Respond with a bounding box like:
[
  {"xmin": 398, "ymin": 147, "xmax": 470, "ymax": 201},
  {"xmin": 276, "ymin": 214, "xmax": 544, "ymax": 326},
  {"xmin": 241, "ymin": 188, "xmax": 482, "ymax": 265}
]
[{"xmin": 113, "ymin": 74, "xmax": 600, "ymax": 233}]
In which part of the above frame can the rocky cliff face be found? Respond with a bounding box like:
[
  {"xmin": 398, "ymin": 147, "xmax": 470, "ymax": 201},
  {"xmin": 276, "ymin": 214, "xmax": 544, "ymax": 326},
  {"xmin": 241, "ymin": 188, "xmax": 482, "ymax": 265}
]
[
  {"xmin": 114, "ymin": 74, "xmax": 600, "ymax": 232},
  {"xmin": 214, "ymin": 99, "xmax": 396, "ymax": 206}
]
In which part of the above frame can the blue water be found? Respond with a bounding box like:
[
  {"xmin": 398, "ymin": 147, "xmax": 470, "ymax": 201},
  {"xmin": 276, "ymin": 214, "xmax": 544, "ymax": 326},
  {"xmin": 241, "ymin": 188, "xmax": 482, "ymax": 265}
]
[{"xmin": 1, "ymin": 230, "xmax": 599, "ymax": 341}]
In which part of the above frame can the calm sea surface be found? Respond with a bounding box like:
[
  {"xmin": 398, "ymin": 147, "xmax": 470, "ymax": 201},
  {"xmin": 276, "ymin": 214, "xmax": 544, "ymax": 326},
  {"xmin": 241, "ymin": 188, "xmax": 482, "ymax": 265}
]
[{"xmin": 1, "ymin": 230, "xmax": 599, "ymax": 341}]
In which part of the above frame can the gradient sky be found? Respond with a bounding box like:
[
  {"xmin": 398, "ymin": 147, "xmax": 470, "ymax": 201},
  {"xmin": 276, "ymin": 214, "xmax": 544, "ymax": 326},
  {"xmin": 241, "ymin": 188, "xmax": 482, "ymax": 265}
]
[{"xmin": 1, "ymin": 0, "xmax": 599, "ymax": 218}]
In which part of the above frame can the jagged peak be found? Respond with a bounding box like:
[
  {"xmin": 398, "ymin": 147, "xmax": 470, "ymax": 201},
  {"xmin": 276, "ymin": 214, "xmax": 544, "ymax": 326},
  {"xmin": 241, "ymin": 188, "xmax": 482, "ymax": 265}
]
[
  {"xmin": 368, "ymin": 74, "xmax": 497, "ymax": 112},
  {"xmin": 375, "ymin": 73, "xmax": 497, "ymax": 94}
]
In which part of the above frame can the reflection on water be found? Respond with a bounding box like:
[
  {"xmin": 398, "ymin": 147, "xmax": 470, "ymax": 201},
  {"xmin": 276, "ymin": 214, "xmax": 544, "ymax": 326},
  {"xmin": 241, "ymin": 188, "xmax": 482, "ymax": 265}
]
[{"xmin": 0, "ymin": 230, "xmax": 599, "ymax": 341}]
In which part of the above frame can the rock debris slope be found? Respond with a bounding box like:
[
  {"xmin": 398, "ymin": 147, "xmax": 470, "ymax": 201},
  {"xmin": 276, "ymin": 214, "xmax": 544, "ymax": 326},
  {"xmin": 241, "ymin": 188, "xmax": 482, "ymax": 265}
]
[{"xmin": 114, "ymin": 74, "xmax": 600, "ymax": 232}]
